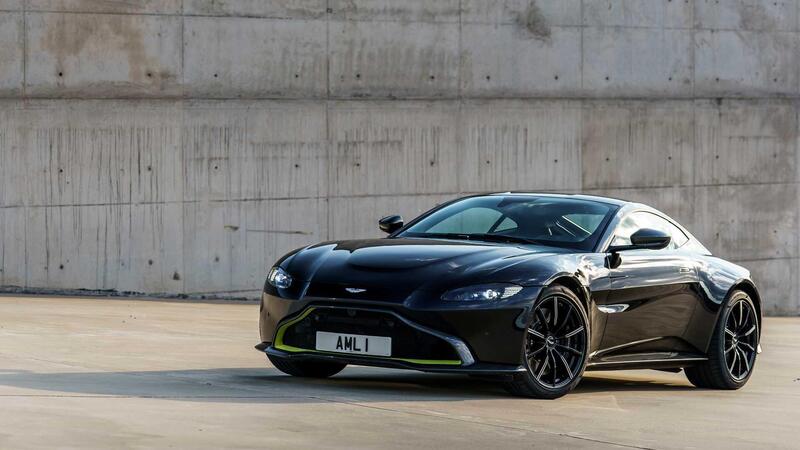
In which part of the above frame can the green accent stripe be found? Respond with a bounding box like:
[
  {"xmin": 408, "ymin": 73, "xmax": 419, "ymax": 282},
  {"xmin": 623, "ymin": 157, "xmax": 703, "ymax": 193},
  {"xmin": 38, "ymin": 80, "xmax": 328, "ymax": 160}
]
[
  {"xmin": 273, "ymin": 307, "xmax": 316, "ymax": 349},
  {"xmin": 273, "ymin": 307, "xmax": 462, "ymax": 366},
  {"xmin": 393, "ymin": 358, "xmax": 462, "ymax": 366}
]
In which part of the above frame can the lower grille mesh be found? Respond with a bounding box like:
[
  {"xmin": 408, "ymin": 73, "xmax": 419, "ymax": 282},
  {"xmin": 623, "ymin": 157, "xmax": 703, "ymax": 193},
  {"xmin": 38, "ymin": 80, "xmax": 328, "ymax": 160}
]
[{"xmin": 282, "ymin": 308, "xmax": 460, "ymax": 361}]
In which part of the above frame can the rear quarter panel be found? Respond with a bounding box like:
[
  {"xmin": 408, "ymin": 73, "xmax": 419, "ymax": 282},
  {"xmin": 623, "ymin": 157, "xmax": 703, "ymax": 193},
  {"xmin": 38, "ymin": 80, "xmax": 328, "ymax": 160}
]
[{"xmin": 683, "ymin": 255, "xmax": 760, "ymax": 353}]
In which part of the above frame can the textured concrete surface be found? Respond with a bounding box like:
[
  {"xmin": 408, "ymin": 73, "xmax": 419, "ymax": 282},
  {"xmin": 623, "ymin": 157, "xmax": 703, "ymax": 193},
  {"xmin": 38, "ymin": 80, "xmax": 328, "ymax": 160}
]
[
  {"xmin": 0, "ymin": 1, "xmax": 799, "ymax": 314},
  {"xmin": 0, "ymin": 295, "xmax": 797, "ymax": 449},
  {"xmin": 7, "ymin": 0, "xmax": 799, "ymax": 99},
  {"xmin": 1, "ymin": 98, "xmax": 797, "ymax": 313}
]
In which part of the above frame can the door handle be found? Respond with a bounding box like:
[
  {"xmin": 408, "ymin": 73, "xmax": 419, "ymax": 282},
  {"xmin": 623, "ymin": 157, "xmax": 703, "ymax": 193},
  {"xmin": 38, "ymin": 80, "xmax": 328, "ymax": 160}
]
[{"xmin": 678, "ymin": 267, "xmax": 692, "ymax": 273}]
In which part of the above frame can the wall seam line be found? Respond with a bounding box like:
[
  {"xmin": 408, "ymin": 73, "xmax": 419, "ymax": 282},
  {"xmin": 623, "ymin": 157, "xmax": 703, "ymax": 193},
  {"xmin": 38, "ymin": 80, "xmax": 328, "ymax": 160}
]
[
  {"xmin": 21, "ymin": 2, "xmax": 26, "ymax": 99},
  {"xmin": 325, "ymin": 0, "xmax": 331, "ymax": 242}
]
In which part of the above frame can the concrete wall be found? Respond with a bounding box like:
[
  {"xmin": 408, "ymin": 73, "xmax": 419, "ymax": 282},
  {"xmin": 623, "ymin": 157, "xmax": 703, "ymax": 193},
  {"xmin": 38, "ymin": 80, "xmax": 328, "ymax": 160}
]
[{"xmin": 0, "ymin": 1, "xmax": 797, "ymax": 315}]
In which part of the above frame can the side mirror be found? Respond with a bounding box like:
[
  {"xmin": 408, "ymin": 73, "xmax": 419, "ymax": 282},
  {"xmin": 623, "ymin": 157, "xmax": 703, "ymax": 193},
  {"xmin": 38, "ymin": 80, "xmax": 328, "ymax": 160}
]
[
  {"xmin": 606, "ymin": 228, "xmax": 671, "ymax": 268},
  {"xmin": 609, "ymin": 228, "xmax": 671, "ymax": 253},
  {"xmin": 630, "ymin": 228, "xmax": 671, "ymax": 250},
  {"xmin": 378, "ymin": 215, "xmax": 403, "ymax": 234}
]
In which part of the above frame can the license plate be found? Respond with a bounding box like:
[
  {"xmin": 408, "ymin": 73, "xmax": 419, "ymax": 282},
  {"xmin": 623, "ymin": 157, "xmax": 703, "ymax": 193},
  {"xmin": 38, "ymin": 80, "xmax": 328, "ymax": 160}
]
[{"xmin": 315, "ymin": 331, "xmax": 391, "ymax": 357}]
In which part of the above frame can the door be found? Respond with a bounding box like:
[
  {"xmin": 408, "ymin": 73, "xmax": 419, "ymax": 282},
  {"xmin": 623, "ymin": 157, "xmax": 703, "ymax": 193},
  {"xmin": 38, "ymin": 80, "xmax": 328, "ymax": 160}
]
[{"xmin": 598, "ymin": 212, "xmax": 701, "ymax": 356}]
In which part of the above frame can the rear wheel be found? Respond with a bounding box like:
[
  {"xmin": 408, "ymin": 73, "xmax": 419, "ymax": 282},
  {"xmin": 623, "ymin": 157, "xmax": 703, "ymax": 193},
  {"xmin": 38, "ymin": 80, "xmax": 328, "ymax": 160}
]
[
  {"xmin": 685, "ymin": 290, "xmax": 759, "ymax": 389},
  {"xmin": 504, "ymin": 285, "xmax": 589, "ymax": 399},
  {"xmin": 268, "ymin": 354, "xmax": 347, "ymax": 378}
]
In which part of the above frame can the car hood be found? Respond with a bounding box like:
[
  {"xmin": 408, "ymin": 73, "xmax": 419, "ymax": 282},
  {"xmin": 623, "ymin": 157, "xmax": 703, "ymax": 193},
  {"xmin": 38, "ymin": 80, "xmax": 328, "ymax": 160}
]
[{"xmin": 283, "ymin": 238, "xmax": 572, "ymax": 301}]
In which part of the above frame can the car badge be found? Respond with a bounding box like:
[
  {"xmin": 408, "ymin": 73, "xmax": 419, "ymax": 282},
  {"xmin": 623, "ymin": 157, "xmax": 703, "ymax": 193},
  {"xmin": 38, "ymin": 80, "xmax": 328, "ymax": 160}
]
[{"xmin": 345, "ymin": 287, "xmax": 367, "ymax": 294}]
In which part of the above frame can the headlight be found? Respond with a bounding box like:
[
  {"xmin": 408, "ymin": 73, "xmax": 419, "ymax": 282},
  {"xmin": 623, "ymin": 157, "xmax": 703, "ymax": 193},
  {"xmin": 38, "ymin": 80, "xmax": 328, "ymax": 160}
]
[
  {"xmin": 267, "ymin": 266, "xmax": 293, "ymax": 289},
  {"xmin": 441, "ymin": 283, "xmax": 523, "ymax": 302}
]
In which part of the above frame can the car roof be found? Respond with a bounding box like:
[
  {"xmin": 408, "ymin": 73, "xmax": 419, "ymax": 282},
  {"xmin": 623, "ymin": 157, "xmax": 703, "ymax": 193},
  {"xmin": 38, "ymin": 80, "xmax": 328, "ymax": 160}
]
[
  {"xmin": 486, "ymin": 192, "xmax": 633, "ymax": 207},
  {"xmin": 463, "ymin": 192, "xmax": 710, "ymax": 254}
]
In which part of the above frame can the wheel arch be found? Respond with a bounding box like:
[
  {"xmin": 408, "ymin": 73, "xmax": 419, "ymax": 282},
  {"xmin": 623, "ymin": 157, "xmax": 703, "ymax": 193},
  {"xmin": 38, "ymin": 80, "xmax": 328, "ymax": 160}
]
[
  {"xmin": 547, "ymin": 275, "xmax": 590, "ymax": 314},
  {"xmin": 729, "ymin": 279, "xmax": 763, "ymax": 329}
]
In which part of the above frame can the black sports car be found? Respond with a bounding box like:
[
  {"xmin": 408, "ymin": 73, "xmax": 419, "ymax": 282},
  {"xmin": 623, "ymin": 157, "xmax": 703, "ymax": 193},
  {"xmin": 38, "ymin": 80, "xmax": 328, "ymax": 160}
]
[{"xmin": 255, "ymin": 193, "xmax": 762, "ymax": 398}]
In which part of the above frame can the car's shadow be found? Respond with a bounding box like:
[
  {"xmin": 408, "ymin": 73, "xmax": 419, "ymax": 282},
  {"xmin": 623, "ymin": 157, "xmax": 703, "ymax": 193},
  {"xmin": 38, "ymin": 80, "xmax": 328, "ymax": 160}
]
[{"xmin": 0, "ymin": 366, "xmax": 696, "ymax": 403}]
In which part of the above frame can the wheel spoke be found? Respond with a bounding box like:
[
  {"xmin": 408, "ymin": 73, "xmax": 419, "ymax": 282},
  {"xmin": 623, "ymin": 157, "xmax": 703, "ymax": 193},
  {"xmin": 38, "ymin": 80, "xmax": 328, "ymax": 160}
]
[
  {"xmin": 737, "ymin": 301, "xmax": 744, "ymax": 328},
  {"xmin": 550, "ymin": 351, "xmax": 557, "ymax": 386},
  {"xmin": 526, "ymin": 344, "xmax": 547, "ymax": 358},
  {"xmin": 554, "ymin": 349, "xmax": 574, "ymax": 380},
  {"xmin": 561, "ymin": 325, "xmax": 584, "ymax": 339},
  {"xmin": 536, "ymin": 308, "xmax": 550, "ymax": 333},
  {"xmin": 554, "ymin": 306, "xmax": 573, "ymax": 336},
  {"xmin": 742, "ymin": 325, "xmax": 756, "ymax": 337},
  {"xmin": 552, "ymin": 297, "xmax": 559, "ymax": 329},
  {"xmin": 556, "ymin": 343, "xmax": 581, "ymax": 355},
  {"xmin": 725, "ymin": 327, "xmax": 736, "ymax": 337},
  {"xmin": 739, "ymin": 342, "xmax": 755, "ymax": 353},
  {"xmin": 736, "ymin": 347, "xmax": 745, "ymax": 376},
  {"xmin": 725, "ymin": 342, "xmax": 736, "ymax": 354},
  {"xmin": 731, "ymin": 348, "xmax": 740, "ymax": 375},
  {"xmin": 738, "ymin": 347, "xmax": 751, "ymax": 374},
  {"xmin": 535, "ymin": 353, "xmax": 549, "ymax": 381},
  {"xmin": 739, "ymin": 305, "xmax": 751, "ymax": 332},
  {"xmin": 527, "ymin": 327, "xmax": 546, "ymax": 339}
]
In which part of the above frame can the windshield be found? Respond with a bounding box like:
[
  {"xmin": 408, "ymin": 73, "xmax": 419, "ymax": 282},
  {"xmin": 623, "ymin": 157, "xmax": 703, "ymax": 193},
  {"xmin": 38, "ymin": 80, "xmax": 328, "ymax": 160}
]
[{"xmin": 397, "ymin": 195, "xmax": 617, "ymax": 251}]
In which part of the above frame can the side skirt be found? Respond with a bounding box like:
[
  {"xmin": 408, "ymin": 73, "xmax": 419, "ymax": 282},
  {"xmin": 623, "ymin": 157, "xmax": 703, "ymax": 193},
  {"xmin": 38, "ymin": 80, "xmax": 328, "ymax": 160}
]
[{"xmin": 586, "ymin": 352, "xmax": 708, "ymax": 371}]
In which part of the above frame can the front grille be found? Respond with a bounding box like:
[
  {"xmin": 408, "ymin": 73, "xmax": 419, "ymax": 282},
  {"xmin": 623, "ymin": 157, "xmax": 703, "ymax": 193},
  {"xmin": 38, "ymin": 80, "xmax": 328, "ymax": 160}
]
[
  {"xmin": 281, "ymin": 307, "xmax": 460, "ymax": 361},
  {"xmin": 304, "ymin": 282, "xmax": 412, "ymax": 302}
]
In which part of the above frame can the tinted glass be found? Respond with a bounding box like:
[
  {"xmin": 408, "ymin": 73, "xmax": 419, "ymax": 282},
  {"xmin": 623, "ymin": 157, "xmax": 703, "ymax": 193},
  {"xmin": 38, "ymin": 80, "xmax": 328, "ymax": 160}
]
[
  {"xmin": 610, "ymin": 211, "xmax": 689, "ymax": 250},
  {"xmin": 398, "ymin": 196, "xmax": 617, "ymax": 250}
]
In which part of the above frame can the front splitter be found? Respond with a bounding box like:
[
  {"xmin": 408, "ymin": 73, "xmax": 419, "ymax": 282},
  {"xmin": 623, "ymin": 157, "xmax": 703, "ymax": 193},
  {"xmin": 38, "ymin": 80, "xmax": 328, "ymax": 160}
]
[{"xmin": 259, "ymin": 344, "xmax": 526, "ymax": 375}]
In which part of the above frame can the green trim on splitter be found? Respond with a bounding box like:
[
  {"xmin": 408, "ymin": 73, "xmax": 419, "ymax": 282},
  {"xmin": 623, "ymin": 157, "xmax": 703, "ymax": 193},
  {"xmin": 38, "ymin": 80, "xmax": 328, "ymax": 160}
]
[{"xmin": 272, "ymin": 307, "xmax": 462, "ymax": 366}]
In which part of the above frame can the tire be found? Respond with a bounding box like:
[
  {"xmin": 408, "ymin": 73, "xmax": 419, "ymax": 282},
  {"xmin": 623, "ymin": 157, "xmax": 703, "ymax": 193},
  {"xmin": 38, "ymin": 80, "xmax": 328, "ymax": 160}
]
[
  {"xmin": 268, "ymin": 354, "xmax": 347, "ymax": 378},
  {"xmin": 685, "ymin": 290, "xmax": 759, "ymax": 390},
  {"xmin": 504, "ymin": 284, "xmax": 589, "ymax": 399}
]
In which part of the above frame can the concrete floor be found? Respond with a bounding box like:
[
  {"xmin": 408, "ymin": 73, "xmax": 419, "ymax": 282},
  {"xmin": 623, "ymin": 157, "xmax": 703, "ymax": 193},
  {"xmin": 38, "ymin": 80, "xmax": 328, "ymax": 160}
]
[{"xmin": 0, "ymin": 296, "xmax": 796, "ymax": 449}]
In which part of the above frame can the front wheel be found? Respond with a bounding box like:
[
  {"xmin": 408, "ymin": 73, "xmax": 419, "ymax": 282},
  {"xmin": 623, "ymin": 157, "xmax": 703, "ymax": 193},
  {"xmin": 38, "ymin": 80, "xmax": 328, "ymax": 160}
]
[
  {"xmin": 504, "ymin": 285, "xmax": 589, "ymax": 399},
  {"xmin": 685, "ymin": 290, "xmax": 759, "ymax": 389},
  {"xmin": 268, "ymin": 354, "xmax": 347, "ymax": 378}
]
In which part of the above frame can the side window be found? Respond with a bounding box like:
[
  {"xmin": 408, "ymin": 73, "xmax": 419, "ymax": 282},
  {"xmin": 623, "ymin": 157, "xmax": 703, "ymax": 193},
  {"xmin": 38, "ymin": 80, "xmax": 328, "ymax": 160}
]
[
  {"xmin": 610, "ymin": 212, "xmax": 689, "ymax": 250},
  {"xmin": 610, "ymin": 215, "xmax": 640, "ymax": 247},
  {"xmin": 426, "ymin": 207, "xmax": 503, "ymax": 234}
]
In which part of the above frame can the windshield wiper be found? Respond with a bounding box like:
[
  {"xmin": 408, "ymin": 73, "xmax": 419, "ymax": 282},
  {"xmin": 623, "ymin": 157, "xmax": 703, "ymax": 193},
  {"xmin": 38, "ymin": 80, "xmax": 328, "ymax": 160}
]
[
  {"xmin": 405, "ymin": 232, "xmax": 472, "ymax": 241},
  {"xmin": 408, "ymin": 232, "xmax": 543, "ymax": 246},
  {"xmin": 463, "ymin": 233, "xmax": 545, "ymax": 245}
]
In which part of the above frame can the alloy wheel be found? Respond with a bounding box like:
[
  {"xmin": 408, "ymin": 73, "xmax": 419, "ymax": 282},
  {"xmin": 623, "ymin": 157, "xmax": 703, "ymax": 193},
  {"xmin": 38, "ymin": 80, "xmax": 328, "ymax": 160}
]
[
  {"xmin": 525, "ymin": 295, "xmax": 587, "ymax": 389},
  {"xmin": 724, "ymin": 299, "xmax": 758, "ymax": 381}
]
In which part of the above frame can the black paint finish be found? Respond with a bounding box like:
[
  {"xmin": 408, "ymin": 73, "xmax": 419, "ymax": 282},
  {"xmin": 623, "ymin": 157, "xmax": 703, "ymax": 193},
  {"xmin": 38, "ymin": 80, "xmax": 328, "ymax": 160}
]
[{"xmin": 258, "ymin": 193, "xmax": 762, "ymax": 374}]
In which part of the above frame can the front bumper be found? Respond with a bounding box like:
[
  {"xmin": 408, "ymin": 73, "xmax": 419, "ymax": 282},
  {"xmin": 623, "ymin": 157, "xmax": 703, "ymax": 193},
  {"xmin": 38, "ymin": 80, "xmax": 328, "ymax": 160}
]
[
  {"xmin": 273, "ymin": 305, "xmax": 474, "ymax": 365},
  {"xmin": 259, "ymin": 345, "xmax": 526, "ymax": 375},
  {"xmin": 257, "ymin": 288, "xmax": 543, "ymax": 368}
]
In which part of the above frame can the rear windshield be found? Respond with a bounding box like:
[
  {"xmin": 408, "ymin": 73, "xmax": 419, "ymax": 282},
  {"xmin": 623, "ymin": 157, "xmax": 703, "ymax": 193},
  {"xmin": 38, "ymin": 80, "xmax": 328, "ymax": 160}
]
[{"xmin": 398, "ymin": 196, "xmax": 617, "ymax": 251}]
